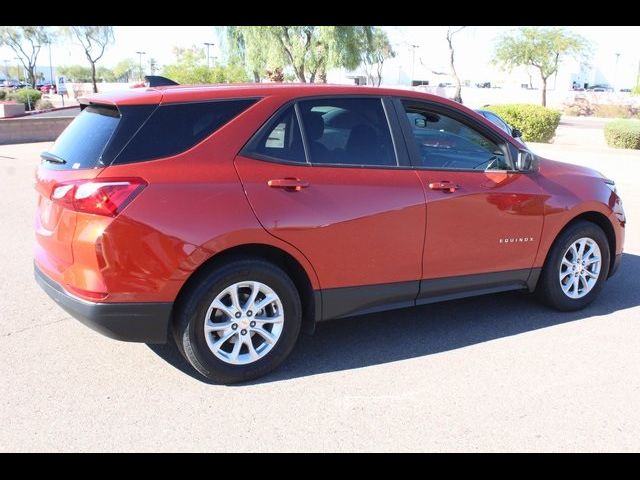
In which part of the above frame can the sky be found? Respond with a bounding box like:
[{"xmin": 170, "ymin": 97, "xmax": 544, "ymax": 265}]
[{"xmin": 2, "ymin": 26, "xmax": 639, "ymax": 87}]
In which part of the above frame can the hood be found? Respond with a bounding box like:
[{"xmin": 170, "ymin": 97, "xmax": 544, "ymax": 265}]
[{"xmin": 536, "ymin": 157, "xmax": 606, "ymax": 180}]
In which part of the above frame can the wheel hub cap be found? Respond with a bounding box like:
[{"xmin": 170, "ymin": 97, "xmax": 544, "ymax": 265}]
[
  {"xmin": 559, "ymin": 237, "xmax": 602, "ymax": 299},
  {"xmin": 203, "ymin": 281, "xmax": 284, "ymax": 365}
]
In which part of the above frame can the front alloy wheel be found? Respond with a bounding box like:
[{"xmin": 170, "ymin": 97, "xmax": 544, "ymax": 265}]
[
  {"xmin": 559, "ymin": 237, "xmax": 602, "ymax": 299},
  {"xmin": 536, "ymin": 220, "xmax": 610, "ymax": 311}
]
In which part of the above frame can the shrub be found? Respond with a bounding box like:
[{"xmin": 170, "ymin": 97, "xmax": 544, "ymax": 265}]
[
  {"xmin": 563, "ymin": 105, "xmax": 591, "ymax": 117},
  {"xmin": 593, "ymin": 104, "xmax": 633, "ymax": 118},
  {"xmin": 35, "ymin": 99, "xmax": 54, "ymax": 110},
  {"xmin": 562, "ymin": 98, "xmax": 594, "ymax": 117},
  {"xmin": 7, "ymin": 88, "xmax": 42, "ymax": 111},
  {"xmin": 604, "ymin": 119, "xmax": 640, "ymax": 149},
  {"xmin": 0, "ymin": 90, "xmax": 6, "ymax": 100},
  {"xmin": 486, "ymin": 104, "xmax": 561, "ymax": 143}
]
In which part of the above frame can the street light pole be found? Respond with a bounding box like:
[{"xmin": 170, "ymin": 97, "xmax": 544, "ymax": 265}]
[
  {"xmin": 136, "ymin": 51, "xmax": 146, "ymax": 81},
  {"xmin": 410, "ymin": 44, "xmax": 419, "ymax": 86},
  {"xmin": 47, "ymin": 40, "xmax": 54, "ymax": 84},
  {"xmin": 614, "ymin": 53, "xmax": 620, "ymax": 91},
  {"xmin": 204, "ymin": 42, "xmax": 215, "ymax": 69}
]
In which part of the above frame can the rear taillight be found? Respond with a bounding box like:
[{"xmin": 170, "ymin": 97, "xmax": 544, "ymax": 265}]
[{"xmin": 51, "ymin": 178, "xmax": 147, "ymax": 217}]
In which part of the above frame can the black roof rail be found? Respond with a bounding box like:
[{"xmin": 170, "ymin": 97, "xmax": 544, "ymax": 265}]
[{"xmin": 144, "ymin": 75, "xmax": 179, "ymax": 87}]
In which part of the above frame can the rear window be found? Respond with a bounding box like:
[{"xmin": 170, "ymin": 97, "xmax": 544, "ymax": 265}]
[
  {"xmin": 42, "ymin": 99, "xmax": 258, "ymax": 170},
  {"xmin": 113, "ymin": 99, "xmax": 258, "ymax": 164},
  {"xmin": 46, "ymin": 105, "xmax": 120, "ymax": 170}
]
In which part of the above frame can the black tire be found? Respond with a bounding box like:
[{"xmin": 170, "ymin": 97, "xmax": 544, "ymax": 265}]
[
  {"xmin": 536, "ymin": 220, "xmax": 610, "ymax": 311},
  {"xmin": 174, "ymin": 258, "xmax": 302, "ymax": 384}
]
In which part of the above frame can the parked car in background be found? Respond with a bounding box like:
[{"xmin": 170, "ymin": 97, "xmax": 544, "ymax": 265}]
[
  {"xmin": 39, "ymin": 83, "xmax": 57, "ymax": 94},
  {"xmin": 2, "ymin": 79, "xmax": 20, "ymax": 89},
  {"xmin": 475, "ymin": 109, "xmax": 526, "ymax": 147},
  {"xmin": 586, "ymin": 84, "xmax": 614, "ymax": 93},
  {"xmin": 34, "ymin": 82, "xmax": 625, "ymax": 384}
]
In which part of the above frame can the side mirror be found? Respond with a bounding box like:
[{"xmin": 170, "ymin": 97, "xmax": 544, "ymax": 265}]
[
  {"xmin": 511, "ymin": 128, "xmax": 522, "ymax": 139},
  {"xmin": 516, "ymin": 150, "xmax": 535, "ymax": 171}
]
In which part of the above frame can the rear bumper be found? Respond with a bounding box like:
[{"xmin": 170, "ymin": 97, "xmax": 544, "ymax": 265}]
[{"xmin": 34, "ymin": 264, "xmax": 171, "ymax": 343}]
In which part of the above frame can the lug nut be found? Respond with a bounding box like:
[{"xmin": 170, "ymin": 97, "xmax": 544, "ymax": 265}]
[
  {"xmin": 241, "ymin": 329, "xmax": 247, "ymax": 335},
  {"xmin": 232, "ymin": 323, "xmax": 238, "ymax": 330},
  {"xmin": 250, "ymin": 321, "xmax": 256, "ymax": 328},
  {"xmin": 235, "ymin": 312, "xmax": 241, "ymax": 318},
  {"xmin": 247, "ymin": 310, "xmax": 253, "ymax": 317}
]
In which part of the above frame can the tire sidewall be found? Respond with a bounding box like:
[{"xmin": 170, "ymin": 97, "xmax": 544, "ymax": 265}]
[{"xmin": 177, "ymin": 260, "xmax": 301, "ymax": 383}]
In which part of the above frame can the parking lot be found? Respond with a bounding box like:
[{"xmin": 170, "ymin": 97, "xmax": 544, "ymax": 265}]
[{"xmin": 1, "ymin": 123, "xmax": 640, "ymax": 452}]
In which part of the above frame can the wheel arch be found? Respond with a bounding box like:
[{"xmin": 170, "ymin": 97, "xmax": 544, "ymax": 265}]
[
  {"xmin": 542, "ymin": 211, "xmax": 616, "ymax": 277},
  {"xmin": 172, "ymin": 243, "xmax": 319, "ymax": 335}
]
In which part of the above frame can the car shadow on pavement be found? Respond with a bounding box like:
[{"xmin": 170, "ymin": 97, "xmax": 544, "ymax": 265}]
[{"xmin": 147, "ymin": 252, "xmax": 640, "ymax": 386}]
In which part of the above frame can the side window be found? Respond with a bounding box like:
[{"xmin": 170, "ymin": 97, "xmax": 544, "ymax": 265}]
[
  {"xmin": 114, "ymin": 99, "xmax": 257, "ymax": 165},
  {"xmin": 248, "ymin": 106, "xmax": 306, "ymax": 164},
  {"xmin": 297, "ymin": 98, "xmax": 397, "ymax": 167},
  {"xmin": 483, "ymin": 111, "xmax": 511, "ymax": 135},
  {"xmin": 403, "ymin": 102, "xmax": 510, "ymax": 171}
]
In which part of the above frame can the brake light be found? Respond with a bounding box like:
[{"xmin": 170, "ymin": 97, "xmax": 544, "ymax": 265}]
[{"xmin": 50, "ymin": 178, "xmax": 147, "ymax": 217}]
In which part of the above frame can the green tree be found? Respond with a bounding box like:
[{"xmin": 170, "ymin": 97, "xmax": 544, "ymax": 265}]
[
  {"xmin": 163, "ymin": 46, "xmax": 211, "ymax": 83},
  {"xmin": 493, "ymin": 27, "xmax": 589, "ymax": 106},
  {"xmin": 162, "ymin": 46, "xmax": 248, "ymax": 84},
  {"xmin": 362, "ymin": 27, "xmax": 395, "ymax": 87},
  {"xmin": 221, "ymin": 63, "xmax": 250, "ymax": 83},
  {"xmin": 96, "ymin": 66, "xmax": 116, "ymax": 82},
  {"xmin": 225, "ymin": 26, "xmax": 273, "ymax": 82},
  {"xmin": 226, "ymin": 26, "xmax": 372, "ymax": 83},
  {"xmin": 112, "ymin": 58, "xmax": 137, "ymax": 82},
  {"xmin": 0, "ymin": 26, "xmax": 51, "ymax": 88},
  {"xmin": 64, "ymin": 26, "xmax": 115, "ymax": 93},
  {"xmin": 446, "ymin": 26, "xmax": 466, "ymax": 103},
  {"xmin": 3, "ymin": 65, "xmax": 22, "ymax": 80},
  {"xmin": 57, "ymin": 64, "xmax": 92, "ymax": 82}
]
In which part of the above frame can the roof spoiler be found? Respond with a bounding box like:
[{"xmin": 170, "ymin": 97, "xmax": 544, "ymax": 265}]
[{"xmin": 144, "ymin": 75, "xmax": 179, "ymax": 87}]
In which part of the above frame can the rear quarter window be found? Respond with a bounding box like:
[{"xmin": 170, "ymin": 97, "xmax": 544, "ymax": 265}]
[{"xmin": 113, "ymin": 98, "xmax": 258, "ymax": 164}]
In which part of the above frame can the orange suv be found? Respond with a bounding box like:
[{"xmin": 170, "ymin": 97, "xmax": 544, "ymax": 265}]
[{"xmin": 34, "ymin": 81, "xmax": 625, "ymax": 383}]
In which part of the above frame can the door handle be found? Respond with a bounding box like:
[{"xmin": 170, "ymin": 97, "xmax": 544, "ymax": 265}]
[
  {"xmin": 428, "ymin": 181, "xmax": 460, "ymax": 193},
  {"xmin": 267, "ymin": 178, "xmax": 309, "ymax": 192}
]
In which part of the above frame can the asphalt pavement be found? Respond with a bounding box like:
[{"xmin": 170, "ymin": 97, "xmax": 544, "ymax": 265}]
[{"xmin": 1, "ymin": 121, "xmax": 639, "ymax": 451}]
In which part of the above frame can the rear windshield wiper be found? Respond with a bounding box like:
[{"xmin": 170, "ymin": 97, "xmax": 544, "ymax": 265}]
[{"xmin": 40, "ymin": 151, "xmax": 67, "ymax": 164}]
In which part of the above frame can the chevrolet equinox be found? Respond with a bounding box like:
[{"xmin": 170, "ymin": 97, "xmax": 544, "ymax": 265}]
[{"xmin": 34, "ymin": 82, "xmax": 626, "ymax": 383}]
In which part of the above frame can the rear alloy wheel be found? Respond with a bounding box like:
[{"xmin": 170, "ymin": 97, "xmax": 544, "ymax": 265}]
[
  {"xmin": 175, "ymin": 259, "xmax": 302, "ymax": 384},
  {"xmin": 204, "ymin": 281, "xmax": 284, "ymax": 365},
  {"xmin": 536, "ymin": 220, "xmax": 610, "ymax": 311}
]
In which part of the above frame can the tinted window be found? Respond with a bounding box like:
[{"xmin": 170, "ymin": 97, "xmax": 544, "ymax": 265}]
[
  {"xmin": 114, "ymin": 99, "xmax": 257, "ymax": 164},
  {"xmin": 247, "ymin": 106, "xmax": 306, "ymax": 164},
  {"xmin": 403, "ymin": 102, "xmax": 510, "ymax": 171},
  {"xmin": 481, "ymin": 111, "xmax": 511, "ymax": 134},
  {"xmin": 46, "ymin": 105, "xmax": 120, "ymax": 170},
  {"xmin": 298, "ymin": 98, "xmax": 397, "ymax": 167}
]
